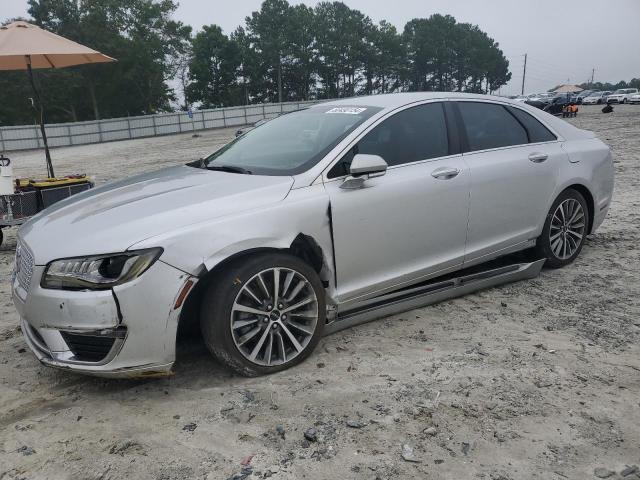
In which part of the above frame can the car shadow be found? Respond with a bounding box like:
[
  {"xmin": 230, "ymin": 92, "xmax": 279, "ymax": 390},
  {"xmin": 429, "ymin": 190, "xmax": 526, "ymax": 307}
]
[{"xmin": 169, "ymin": 333, "xmax": 246, "ymax": 388}]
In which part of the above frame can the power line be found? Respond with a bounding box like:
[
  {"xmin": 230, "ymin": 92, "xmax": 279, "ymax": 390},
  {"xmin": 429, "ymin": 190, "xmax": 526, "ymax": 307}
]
[
  {"xmin": 525, "ymin": 57, "xmax": 568, "ymax": 70},
  {"xmin": 521, "ymin": 53, "xmax": 527, "ymax": 95},
  {"xmin": 524, "ymin": 64, "xmax": 565, "ymax": 75}
]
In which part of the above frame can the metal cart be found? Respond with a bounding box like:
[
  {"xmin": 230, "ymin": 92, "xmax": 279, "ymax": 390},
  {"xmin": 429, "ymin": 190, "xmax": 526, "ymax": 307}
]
[{"xmin": 0, "ymin": 155, "xmax": 93, "ymax": 247}]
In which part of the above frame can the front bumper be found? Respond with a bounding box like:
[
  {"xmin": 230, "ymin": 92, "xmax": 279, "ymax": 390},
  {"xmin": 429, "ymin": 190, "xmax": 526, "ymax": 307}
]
[{"xmin": 12, "ymin": 255, "xmax": 195, "ymax": 378}]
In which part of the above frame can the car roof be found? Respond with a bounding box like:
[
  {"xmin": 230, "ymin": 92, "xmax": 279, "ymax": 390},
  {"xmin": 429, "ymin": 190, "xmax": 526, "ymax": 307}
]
[
  {"xmin": 317, "ymin": 92, "xmax": 524, "ymax": 110},
  {"xmin": 312, "ymin": 91, "xmax": 591, "ymax": 142}
]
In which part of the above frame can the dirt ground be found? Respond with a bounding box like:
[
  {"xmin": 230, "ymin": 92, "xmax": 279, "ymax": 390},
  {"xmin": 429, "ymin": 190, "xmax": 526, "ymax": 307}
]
[{"xmin": 1, "ymin": 105, "xmax": 639, "ymax": 480}]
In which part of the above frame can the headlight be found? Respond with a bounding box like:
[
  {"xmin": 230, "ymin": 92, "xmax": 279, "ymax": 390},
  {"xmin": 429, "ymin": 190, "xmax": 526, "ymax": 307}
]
[{"xmin": 41, "ymin": 248, "xmax": 163, "ymax": 290}]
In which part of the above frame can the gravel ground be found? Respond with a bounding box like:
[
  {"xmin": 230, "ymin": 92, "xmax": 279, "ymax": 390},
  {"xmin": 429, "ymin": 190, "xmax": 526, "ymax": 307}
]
[{"xmin": 1, "ymin": 105, "xmax": 639, "ymax": 480}]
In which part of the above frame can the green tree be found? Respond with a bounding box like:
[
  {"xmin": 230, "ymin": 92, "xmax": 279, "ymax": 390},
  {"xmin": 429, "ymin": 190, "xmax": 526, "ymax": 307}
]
[
  {"xmin": 579, "ymin": 79, "xmax": 640, "ymax": 91},
  {"xmin": 314, "ymin": 1, "xmax": 370, "ymax": 98},
  {"xmin": 245, "ymin": 0, "xmax": 291, "ymax": 103},
  {"xmin": 0, "ymin": 0, "xmax": 191, "ymax": 125},
  {"xmin": 403, "ymin": 14, "xmax": 510, "ymax": 94},
  {"xmin": 361, "ymin": 20, "xmax": 407, "ymax": 95},
  {"xmin": 231, "ymin": 26, "xmax": 264, "ymax": 104},
  {"xmin": 1, "ymin": 0, "xmax": 520, "ymax": 126},
  {"xmin": 186, "ymin": 25, "xmax": 241, "ymax": 108},
  {"xmin": 283, "ymin": 4, "xmax": 317, "ymax": 101}
]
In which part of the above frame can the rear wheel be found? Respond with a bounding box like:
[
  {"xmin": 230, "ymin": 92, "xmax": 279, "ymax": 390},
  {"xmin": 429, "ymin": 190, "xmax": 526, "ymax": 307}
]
[
  {"xmin": 536, "ymin": 189, "xmax": 589, "ymax": 268},
  {"xmin": 0, "ymin": 228, "xmax": 3, "ymax": 247},
  {"xmin": 200, "ymin": 253, "xmax": 325, "ymax": 376}
]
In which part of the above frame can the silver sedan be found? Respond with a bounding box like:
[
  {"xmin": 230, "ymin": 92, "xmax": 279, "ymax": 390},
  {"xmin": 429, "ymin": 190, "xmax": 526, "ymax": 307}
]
[{"xmin": 12, "ymin": 93, "xmax": 614, "ymax": 377}]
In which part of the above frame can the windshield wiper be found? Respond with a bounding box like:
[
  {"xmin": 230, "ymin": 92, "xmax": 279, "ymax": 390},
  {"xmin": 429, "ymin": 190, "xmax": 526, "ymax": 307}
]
[{"xmin": 205, "ymin": 165, "xmax": 252, "ymax": 175}]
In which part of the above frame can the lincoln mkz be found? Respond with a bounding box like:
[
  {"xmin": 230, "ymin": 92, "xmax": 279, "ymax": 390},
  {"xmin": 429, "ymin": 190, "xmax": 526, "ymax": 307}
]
[{"xmin": 12, "ymin": 93, "xmax": 614, "ymax": 377}]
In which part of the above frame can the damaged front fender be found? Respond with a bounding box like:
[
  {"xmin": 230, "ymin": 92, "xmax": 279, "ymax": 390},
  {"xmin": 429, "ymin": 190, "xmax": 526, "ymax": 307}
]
[{"xmin": 130, "ymin": 184, "xmax": 337, "ymax": 298}]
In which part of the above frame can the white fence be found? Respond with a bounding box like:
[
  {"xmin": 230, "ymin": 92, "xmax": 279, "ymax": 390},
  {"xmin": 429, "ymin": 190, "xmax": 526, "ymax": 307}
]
[{"xmin": 0, "ymin": 100, "xmax": 320, "ymax": 152}]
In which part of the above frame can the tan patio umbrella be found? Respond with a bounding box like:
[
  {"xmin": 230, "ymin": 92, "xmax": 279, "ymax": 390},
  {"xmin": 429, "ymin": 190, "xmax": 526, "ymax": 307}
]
[
  {"xmin": 553, "ymin": 84, "xmax": 583, "ymax": 94},
  {"xmin": 0, "ymin": 21, "xmax": 116, "ymax": 178}
]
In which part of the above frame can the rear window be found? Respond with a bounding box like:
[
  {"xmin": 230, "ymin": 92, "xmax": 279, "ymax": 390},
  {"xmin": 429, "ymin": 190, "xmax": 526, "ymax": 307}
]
[
  {"xmin": 507, "ymin": 107, "xmax": 557, "ymax": 143},
  {"xmin": 458, "ymin": 102, "xmax": 528, "ymax": 151}
]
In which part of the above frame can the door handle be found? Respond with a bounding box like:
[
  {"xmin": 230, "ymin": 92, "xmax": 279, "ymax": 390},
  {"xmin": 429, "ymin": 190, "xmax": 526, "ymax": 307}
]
[
  {"xmin": 529, "ymin": 152, "xmax": 548, "ymax": 163},
  {"xmin": 431, "ymin": 167, "xmax": 460, "ymax": 179}
]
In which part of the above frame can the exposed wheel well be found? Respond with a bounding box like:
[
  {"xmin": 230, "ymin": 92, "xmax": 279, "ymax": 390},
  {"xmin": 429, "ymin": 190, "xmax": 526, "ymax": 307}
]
[
  {"xmin": 177, "ymin": 235, "xmax": 327, "ymax": 339},
  {"xmin": 564, "ymin": 184, "xmax": 595, "ymax": 234}
]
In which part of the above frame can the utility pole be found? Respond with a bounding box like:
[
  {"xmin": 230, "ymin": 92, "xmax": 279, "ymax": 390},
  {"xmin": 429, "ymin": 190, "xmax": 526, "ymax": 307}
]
[
  {"xmin": 591, "ymin": 68, "xmax": 595, "ymax": 86},
  {"xmin": 521, "ymin": 53, "xmax": 527, "ymax": 95}
]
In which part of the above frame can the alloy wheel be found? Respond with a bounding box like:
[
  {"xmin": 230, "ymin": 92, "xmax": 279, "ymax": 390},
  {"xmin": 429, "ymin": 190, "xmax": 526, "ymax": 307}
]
[
  {"xmin": 549, "ymin": 198, "xmax": 586, "ymax": 260},
  {"xmin": 230, "ymin": 267, "xmax": 319, "ymax": 366}
]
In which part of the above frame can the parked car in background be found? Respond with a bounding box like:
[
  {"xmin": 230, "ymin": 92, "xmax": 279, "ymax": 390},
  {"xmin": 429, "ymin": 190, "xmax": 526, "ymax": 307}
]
[
  {"xmin": 512, "ymin": 95, "xmax": 528, "ymax": 102},
  {"xmin": 527, "ymin": 92, "xmax": 555, "ymax": 103},
  {"xmin": 582, "ymin": 91, "xmax": 609, "ymax": 105},
  {"xmin": 12, "ymin": 93, "xmax": 614, "ymax": 378},
  {"xmin": 571, "ymin": 90, "xmax": 594, "ymax": 104},
  {"xmin": 542, "ymin": 95, "xmax": 572, "ymax": 115},
  {"xmin": 236, "ymin": 118, "xmax": 270, "ymax": 137},
  {"xmin": 626, "ymin": 92, "xmax": 640, "ymax": 104},
  {"xmin": 527, "ymin": 93, "xmax": 564, "ymax": 112},
  {"xmin": 607, "ymin": 88, "xmax": 639, "ymax": 104}
]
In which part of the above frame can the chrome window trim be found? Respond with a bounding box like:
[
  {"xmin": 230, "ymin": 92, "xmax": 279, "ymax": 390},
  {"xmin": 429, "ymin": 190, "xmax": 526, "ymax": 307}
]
[
  {"xmin": 316, "ymin": 97, "xmax": 565, "ymax": 183},
  {"xmin": 460, "ymin": 139, "xmax": 560, "ymax": 158}
]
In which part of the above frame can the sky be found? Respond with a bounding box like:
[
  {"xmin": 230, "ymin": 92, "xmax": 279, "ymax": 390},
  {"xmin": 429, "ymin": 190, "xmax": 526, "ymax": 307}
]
[{"xmin": 2, "ymin": 0, "xmax": 639, "ymax": 96}]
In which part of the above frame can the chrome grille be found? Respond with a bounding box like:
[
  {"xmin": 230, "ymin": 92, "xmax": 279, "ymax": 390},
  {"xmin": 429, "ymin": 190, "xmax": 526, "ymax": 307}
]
[{"xmin": 15, "ymin": 242, "xmax": 35, "ymax": 292}]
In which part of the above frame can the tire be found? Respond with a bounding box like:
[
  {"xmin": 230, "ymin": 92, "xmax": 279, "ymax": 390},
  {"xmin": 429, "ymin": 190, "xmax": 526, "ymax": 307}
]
[
  {"xmin": 0, "ymin": 228, "xmax": 3, "ymax": 247},
  {"xmin": 535, "ymin": 189, "xmax": 589, "ymax": 269},
  {"xmin": 200, "ymin": 252, "xmax": 326, "ymax": 376}
]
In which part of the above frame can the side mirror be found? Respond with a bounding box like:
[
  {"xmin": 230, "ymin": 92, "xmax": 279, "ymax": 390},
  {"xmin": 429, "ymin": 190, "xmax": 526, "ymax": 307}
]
[{"xmin": 340, "ymin": 154, "xmax": 388, "ymax": 189}]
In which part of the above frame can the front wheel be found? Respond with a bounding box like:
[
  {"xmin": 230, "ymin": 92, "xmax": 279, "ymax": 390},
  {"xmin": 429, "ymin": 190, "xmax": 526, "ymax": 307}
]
[
  {"xmin": 535, "ymin": 189, "xmax": 589, "ymax": 268},
  {"xmin": 200, "ymin": 253, "xmax": 326, "ymax": 376}
]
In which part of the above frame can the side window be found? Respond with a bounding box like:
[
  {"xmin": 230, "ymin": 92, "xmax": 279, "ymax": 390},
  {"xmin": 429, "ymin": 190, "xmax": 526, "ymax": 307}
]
[
  {"xmin": 458, "ymin": 102, "xmax": 528, "ymax": 152},
  {"xmin": 508, "ymin": 107, "xmax": 557, "ymax": 143},
  {"xmin": 327, "ymin": 103, "xmax": 449, "ymax": 178}
]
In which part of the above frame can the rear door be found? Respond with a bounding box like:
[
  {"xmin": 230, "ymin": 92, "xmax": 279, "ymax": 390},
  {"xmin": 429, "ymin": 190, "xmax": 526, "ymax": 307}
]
[
  {"xmin": 454, "ymin": 101, "xmax": 566, "ymax": 264},
  {"xmin": 323, "ymin": 102, "xmax": 470, "ymax": 302}
]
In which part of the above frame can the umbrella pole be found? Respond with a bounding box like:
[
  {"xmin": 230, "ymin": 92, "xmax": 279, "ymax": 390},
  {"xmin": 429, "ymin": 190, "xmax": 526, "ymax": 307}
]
[{"xmin": 25, "ymin": 56, "xmax": 55, "ymax": 179}]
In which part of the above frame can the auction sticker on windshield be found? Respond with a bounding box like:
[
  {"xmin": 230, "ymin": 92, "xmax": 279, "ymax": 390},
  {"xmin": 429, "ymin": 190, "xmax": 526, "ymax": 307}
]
[{"xmin": 326, "ymin": 107, "xmax": 367, "ymax": 114}]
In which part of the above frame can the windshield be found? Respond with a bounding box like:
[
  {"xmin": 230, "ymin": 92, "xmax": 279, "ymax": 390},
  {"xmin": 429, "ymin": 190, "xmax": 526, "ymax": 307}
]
[
  {"xmin": 614, "ymin": 89, "xmax": 625, "ymax": 94},
  {"xmin": 203, "ymin": 105, "xmax": 381, "ymax": 175},
  {"xmin": 589, "ymin": 92, "xmax": 601, "ymax": 96}
]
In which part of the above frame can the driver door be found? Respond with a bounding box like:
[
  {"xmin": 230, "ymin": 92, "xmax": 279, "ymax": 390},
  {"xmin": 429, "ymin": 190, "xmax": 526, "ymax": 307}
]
[{"xmin": 323, "ymin": 102, "xmax": 470, "ymax": 303}]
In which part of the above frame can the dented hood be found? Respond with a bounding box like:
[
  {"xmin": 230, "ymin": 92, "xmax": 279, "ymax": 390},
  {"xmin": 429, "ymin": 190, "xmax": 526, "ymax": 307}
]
[{"xmin": 19, "ymin": 165, "xmax": 294, "ymax": 264}]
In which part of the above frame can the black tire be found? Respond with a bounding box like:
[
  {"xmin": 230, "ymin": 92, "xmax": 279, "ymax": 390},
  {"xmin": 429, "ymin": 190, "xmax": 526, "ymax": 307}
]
[
  {"xmin": 200, "ymin": 252, "xmax": 326, "ymax": 376},
  {"xmin": 0, "ymin": 228, "xmax": 3, "ymax": 247},
  {"xmin": 535, "ymin": 189, "xmax": 589, "ymax": 269}
]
